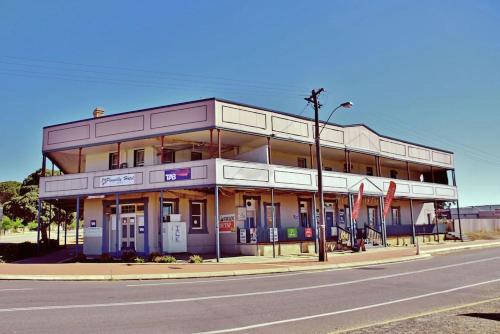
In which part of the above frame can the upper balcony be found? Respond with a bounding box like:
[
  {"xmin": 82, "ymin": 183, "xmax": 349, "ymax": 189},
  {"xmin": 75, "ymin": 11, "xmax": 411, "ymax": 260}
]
[
  {"xmin": 39, "ymin": 158, "xmax": 458, "ymax": 201},
  {"xmin": 42, "ymin": 98, "xmax": 455, "ymax": 170}
]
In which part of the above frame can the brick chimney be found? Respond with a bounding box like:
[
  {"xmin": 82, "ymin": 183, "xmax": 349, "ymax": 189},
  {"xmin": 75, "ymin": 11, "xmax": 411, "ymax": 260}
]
[{"xmin": 93, "ymin": 107, "xmax": 105, "ymax": 118}]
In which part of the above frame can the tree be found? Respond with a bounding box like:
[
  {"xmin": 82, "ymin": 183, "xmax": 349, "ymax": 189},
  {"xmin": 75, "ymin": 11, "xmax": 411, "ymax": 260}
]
[
  {"xmin": 3, "ymin": 169, "xmax": 71, "ymax": 245},
  {"xmin": 0, "ymin": 181, "xmax": 21, "ymax": 204}
]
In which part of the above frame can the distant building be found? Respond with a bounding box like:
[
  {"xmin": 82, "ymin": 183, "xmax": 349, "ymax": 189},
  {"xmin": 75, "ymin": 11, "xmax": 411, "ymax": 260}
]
[{"xmin": 452, "ymin": 205, "xmax": 500, "ymax": 219}]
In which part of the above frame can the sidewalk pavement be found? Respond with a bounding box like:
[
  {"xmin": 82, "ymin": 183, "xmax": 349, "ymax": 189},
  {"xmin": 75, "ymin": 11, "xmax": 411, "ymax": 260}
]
[
  {"xmin": 1, "ymin": 240, "xmax": 499, "ymax": 281},
  {"xmin": 14, "ymin": 245, "xmax": 79, "ymax": 264}
]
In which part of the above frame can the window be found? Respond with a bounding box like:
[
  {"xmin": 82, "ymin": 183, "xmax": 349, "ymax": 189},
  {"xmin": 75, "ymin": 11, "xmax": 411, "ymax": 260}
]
[
  {"xmin": 299, "ymin": 199, "xmax": 311, "ymax": 228},
  {"xmin": 121, "ymin": 205, "xmax": 136, "ymax": 214},
  {"xmin": 189, "ymin": 201, "xmax": 207, "ymax": 233},
  {"xmin": 297, "ymin": 157, "xmax": 307, "ymax": 168},
  {"xmin": 191, "ymin": 151, "xmax": 202, "ymax": 161},
  {"xmin": 390, "ymin": 170, "xmax": 398, "ymax": 179},
  {"xmin": 324, "ymin": 166, "xmax": 333, "ymax": 172},
  {"xmin": 264, "ymin": 203, "xmax": 281, "ymax": 228},
  {"xmin": 161, "ymin": 200, "xmax": 178, "ymax": 222},
  {"xmin": 134, "ymin": 149, "xmax": 145, "ymax": 167},
  {"xmin": 366, "ymin": 167, "xmax": 374, "ymax": 176},
  {"xmin": 109, "ymin": 152, "xmax": 119, "ymax": 170},
  {"xmin": 391, "ymin": 207, "xmax": 401, "ymax": 225},
  {"xmin": 161, "ymin": 149, "xmax": 175, "ymax": 164},
  {"xmin": 367, "ymin": 206, "xmax": 378, "ymax": 227}
]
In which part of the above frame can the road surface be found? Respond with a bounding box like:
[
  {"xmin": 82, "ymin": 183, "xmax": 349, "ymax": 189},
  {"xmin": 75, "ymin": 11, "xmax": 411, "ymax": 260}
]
[{"xmin": 0, "ymin": 247, "xmax": 499, "ymax": 333}]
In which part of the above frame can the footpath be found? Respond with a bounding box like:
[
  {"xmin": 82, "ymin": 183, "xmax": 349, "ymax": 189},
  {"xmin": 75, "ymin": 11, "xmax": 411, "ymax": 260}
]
[{"xmin": 0, "ymin": 240, "xmax": 499, "ymax": 281}]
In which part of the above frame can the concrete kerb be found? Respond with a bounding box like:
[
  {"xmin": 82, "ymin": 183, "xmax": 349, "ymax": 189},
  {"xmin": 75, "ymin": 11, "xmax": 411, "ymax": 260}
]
[
  {"xmin": 0, "ymin": 254, "xmax": 431, "ymax": 281},
  {"xmin": 422, "ymin": 240, "xmax": 500, "ymax": 255}
]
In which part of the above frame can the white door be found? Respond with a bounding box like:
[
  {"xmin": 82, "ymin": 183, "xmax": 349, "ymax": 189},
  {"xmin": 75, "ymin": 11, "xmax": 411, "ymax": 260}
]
[{"xmin": 120, "ymin": 215, "xmax": 136, "ymax": 251}]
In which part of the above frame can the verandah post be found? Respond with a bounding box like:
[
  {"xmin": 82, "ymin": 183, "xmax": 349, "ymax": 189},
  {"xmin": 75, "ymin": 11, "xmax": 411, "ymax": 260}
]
[{"xmin": 214, "ymin": 186, "xmax": 220, "ymax": 262}]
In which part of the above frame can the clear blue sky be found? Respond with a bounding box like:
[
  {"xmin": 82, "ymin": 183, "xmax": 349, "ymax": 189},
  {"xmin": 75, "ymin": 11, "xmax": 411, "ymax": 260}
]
[{"xmin": 1, "ymin": 0, "xmax": 499, "ymax": 206}]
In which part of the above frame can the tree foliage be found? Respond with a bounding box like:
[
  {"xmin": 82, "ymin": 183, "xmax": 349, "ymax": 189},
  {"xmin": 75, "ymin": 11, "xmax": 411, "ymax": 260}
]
[{"xmin": 0, "ymin": 181, "xmax": 21, "ymax": 204}]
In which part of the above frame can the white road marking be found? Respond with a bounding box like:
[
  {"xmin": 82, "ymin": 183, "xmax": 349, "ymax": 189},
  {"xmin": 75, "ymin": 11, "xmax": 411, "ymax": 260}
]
[
  {"xmin": 126, "ymin": 255, "xmax": 496, "ymax": 287},
  {"xmin": 195, "ymin": 278, "xmax": 500, "ymax": 334},
  {"xmin": 0, "ymin": 256, "xmax": 498, "ymax": 313},
  {"xmin": 0, "ymin": 288, "xmax": 33, "ymax": 292}
]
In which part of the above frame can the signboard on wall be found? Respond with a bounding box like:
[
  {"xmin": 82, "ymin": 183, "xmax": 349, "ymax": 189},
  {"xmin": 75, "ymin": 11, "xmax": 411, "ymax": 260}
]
[
  {"xmin": 219, "ymin": 214, "xmax": 236, "ymax": 233},
  {"xmin": 164, "ymin": 168, "xmax": 191, "ymax": 182},
  {"xmin": 84, "ymin": 227, "xmax": 102, "ymax": 237},
  {"xmin": 99, "ymin": 174, "xmax": 136, "ymax": 187},
  {"xmin": 249, "ymin": 228, "xmax": 257, "ymax": 244},
  {"xmin": 237, "ymin": 207, "xmax": 247, "ymax": 221},
  {"xmin": 239, "ymin": 228, "xmax": 247, "ymax": 243},
  {"xmin": 287, "ymin": 228, "xmax": 298, "ymax": 238},
  {"xmin": 305, "ymin": 227, "xmax": 313, "ymax": 238}
]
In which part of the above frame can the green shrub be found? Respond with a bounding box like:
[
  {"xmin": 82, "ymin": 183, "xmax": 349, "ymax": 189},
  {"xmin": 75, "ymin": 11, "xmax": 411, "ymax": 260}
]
[
  {"xmin": 148, "ymin": 251, "xmax": 162, "ymax": 262},
  {"xmin": 153, "ymin": 255, "xmax": 176, "ymax": 263},
  {"xmin": 74, "ymin": 253, "xmax": 87, "ymax": 262},
  {"xmin": 99, "ymin": 253, "xmax": 114, "ymax": 263},
  {"xmin": 133, "ymin": 257, "xmax": 145, "ymax": 263},
  {"xmin": 121, "ymin": 249, "xmax": 137, "ymax": 262},
  {"xmin": 0, "ymin": 217, "xmax": 23, "ymax": 231},
  {"xmin": 26, "ymin": 222, "xmax": 38, "ymax": 231},
  {"xmin": 188, "ymin": 255, "xmax": 203, "ymax": 263}
]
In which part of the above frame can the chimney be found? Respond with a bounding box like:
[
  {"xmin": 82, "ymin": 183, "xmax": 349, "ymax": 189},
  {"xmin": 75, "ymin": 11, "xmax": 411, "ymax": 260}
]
[{"xmin": 93, "ymin": 107, "xmax": 105, "ymax": 118}]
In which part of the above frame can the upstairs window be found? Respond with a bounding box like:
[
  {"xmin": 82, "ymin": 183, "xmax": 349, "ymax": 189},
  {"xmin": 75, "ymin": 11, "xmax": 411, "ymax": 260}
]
[
  {"xmin": 390, "ymin": 170, "xmax": 398, "ymax": 179},
  {"xmin": 297, "ymin": 158, "xmax": 308, "ymax": 169},
  {"xmin": 191, "ymin": 151, "xmax": 202, "ymax": 161},
  {"xmin": 161, "ymin": 149, "xmax": 175, "ymax": 164},
  {"xmin": 134, "ymin": 149, "xmax": 145, "ymax": 167},
  {"xmin": 109, "ymin": 152, "xmax": 119, "ymax": 170},
  {"xmin": 324, "ymin": 166, "xmax": 333, "ymax": 172},
  {"xmin": 366, "ymin": 167, "xmax": 374, "ymax": 176}
]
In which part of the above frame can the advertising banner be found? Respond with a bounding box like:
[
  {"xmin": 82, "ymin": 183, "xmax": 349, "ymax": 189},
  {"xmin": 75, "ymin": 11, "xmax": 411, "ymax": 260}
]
[
  {"xmin": 99, "ymin": 174, "xmax": 136, "ymax": 187},
  {"xmin": 239, "ymin": 229, "xmax": 247, "ymax": 243},
  {"xmin": 383, "ymin": 181, "xmax": 397, "ymax": 219},
  {"xmin": 305, "ymin": 227, "xmax": 313, "ymax": 238},
  {"xmin": 352, "ymin": 183, "xmax": 364, "ymax": 221},
  {"xmin": 219, "ymin": 214, "xmax": 236, "ymax": 233},
  {"xmin": 164, "ymin": 168, "xmax": 191, "ymax": 182},
  {"xmin": 249, "ymin": 228, "xmax": 258, "ymax": 244}
]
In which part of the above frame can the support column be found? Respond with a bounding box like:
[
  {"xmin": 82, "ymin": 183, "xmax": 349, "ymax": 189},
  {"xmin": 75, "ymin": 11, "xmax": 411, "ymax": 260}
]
[
  {"xmin": 214, "ymin": 186, "xmax": 220, "ymax": 262},
  {"xmin": 115, "ymin": 194, "xmax": 120, "ymax": 255},
  {"xmin": 217, "ymin": 129, "xmax": 222, "ymax": 158},
  {"xmin": 41, "ymin": 154, "xmax": 47, "ymax": 177},
  {"xmin": 309, "ymin": 144, "xmax": 314, "ymax": 169},
  {"xmin": 375, "ymin": 156, "xmax": 380, "ymax": 177},
  {"xmin": 209, "ymin": 129, "xmax": 214, "ymax": 158},
  {"xmin": 267, "ymin": 136, "xmax": 272, "ymax": 164},
  {"xmin": 159, "ymin": 191, "xmax": 163, "ymax": 252},
  {"xmin": 144, "ymin": 199, "xmax": 149, "ymax": 255},
  {"xmin": 456, "ymin": 200, "xmax": 463, "ymax": 242},
  {"xmin": 271, "ymin": 188, "xmax": 276, "ymax": 258},
  {"xmin": 434, "ymin": 200, "xmax": 440, "ymax": 243},
  {"xmin": 64, "ymin": 214, "xmax": 67, "ymax": 247},
  {"xmin": 378, "ymin": 196, "xmax": 387, "ymax": 246},
  {"xmin": 312, "ymin": 192, "xmax": 318, "ymax": 253},
  {"xmin": 78, "ymin": 147, "xmax": 82, "ymax": 173},
  {"xmin": 348, "ymin": 193, "xmax": 356, "ymax": 247},
  {"xmin": 406, "ymin": 161, "xmax": 411, "ymax": 181},
  {"xmin": 75, "ymin": 196, "xmax": 80, "ymax": 255},
  {"xmin": 48, "ymin": 203, "xmax": 52, "ymax": 240},
  {"xmin": 36, "ymin": 198, "xmax": 42, "ymax": 255},
  {"xmin": 102, "ymin": 203, "xmax": 108, "ymax": 254},
  {"xmin": 56, "ymin": 202, "xmax": 60, "ymax": 246},
  {"xmin": 409, "ymin": 199, "xmax": 416, "ymax": 245},
  {"xmin": 117, "ymin": 142, "xmax": 121, "ymax": 168}
]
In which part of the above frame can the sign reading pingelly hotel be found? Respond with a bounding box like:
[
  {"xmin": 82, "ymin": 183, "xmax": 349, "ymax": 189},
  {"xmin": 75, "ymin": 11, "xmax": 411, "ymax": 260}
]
[{"xmin": 99, "ymin": 174, "xmax": 136, "ymax": 187}]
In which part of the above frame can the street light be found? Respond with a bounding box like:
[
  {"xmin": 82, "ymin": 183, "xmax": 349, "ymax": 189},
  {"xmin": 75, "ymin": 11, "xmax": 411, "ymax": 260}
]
[{"xmin": 306, "ymin": 90, "xmax": 353, "ymax": 262}]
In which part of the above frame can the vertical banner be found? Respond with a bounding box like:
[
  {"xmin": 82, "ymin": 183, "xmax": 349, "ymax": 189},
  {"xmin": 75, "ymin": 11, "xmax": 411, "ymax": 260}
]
[
  {"xmin": 352, "ymin": 183, "xmax": 364, "ymax": 221},
  {"xmin": 383, "ymin": 181, "xmax": 397, "ymax": 219}
]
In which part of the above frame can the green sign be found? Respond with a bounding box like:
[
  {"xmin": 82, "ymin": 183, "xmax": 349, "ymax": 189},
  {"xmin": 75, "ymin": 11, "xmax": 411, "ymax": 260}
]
[{"xmin": 287, "ymin": 228, "xmax": 298, "ymax": 238}]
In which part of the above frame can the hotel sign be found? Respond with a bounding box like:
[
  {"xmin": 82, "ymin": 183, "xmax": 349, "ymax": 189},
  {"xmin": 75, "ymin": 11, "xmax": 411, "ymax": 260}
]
[
  {"xmin": 164, "ymin": 168, "xmax": 191, "ymax": 182},
  {"xmin": 99, "ymin": 174, "xmax": 136, "ymax": 187}
]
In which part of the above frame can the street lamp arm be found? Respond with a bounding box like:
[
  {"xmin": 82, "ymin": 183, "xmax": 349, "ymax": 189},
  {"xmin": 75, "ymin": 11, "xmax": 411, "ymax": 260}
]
[{"xmin": 319, "ymin": 105, "xmax": 341, "ymax": 135}]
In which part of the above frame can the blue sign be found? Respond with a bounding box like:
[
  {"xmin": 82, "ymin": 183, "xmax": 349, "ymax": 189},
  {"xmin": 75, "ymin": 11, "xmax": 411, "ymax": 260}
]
[
  {"xmin": 164, "ymin": 168, "xmax": 192, "ymax": 182},
  {"xmin": 138, "ymin": 226, "xmax": 145, "ymax": 234}
]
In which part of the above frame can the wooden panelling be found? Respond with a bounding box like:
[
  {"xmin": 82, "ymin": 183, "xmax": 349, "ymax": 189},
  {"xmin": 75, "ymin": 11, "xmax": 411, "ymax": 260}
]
[
  {"xmin": 274, "ymin": 170, "xmax": 312, "ymax": 186},
  {"xmin": 432, "ymin": 151, "xmax": 452, "ymax": 165},
  {"xmin": 47, "ymin": 125, "xmax": 90, "ymax": 145},
  {"xmin": 408, "ymin": 146, "xmax": 431, "ymax": 161},
  {"xmin": 380, "ymin": 139, "xmax": 407, "ymax": 156},
  {"xmin": 271, "ymin": 116, "xmax": 309, "ymax": 137},
  {"xmin": 45, "ymin": 177, "xmax": 88, "ymax": 192},
  {"xmin": 222, "ymin": 165, "xmax": 269, "ymax": 182},
  {"xmin": 221, "ymin": 106, "xmax": 267, "ymax": 129},
  {"xmin": 151, "ymin": 105, "xmax": 207, "ymax": 129}
]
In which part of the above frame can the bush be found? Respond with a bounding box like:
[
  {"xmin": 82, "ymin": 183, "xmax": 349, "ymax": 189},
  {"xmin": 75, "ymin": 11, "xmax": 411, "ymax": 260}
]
[
  {"xmin": 74, "ymin": 253, "xmax": 87, "ymax": 262},
  {"xmin": 148, "ymin": 251, "xmax": 162, "ymax": 262},
  {"xmin": 188, "ymin": 255, "xmax": 203, "ymax": 263},
  {"xmin": 26, "ymin": 222, "xmax": 38, "ymax": 231},
  {"xmin": 0, "ymin": 217, "xmax": 23, "ymax": 232},
  {"xmin": 121, "ymin": 249, "xmax": 137, "ymax": 262},
  {"xmin": 133, "ymin": 257, "xmax": 145, "ymax": 263},
  {"xmin": 153, "ymin": 255, "xmax": 176, "ymax": 263},
  {"xmin": 99, "ymin": 253, "xmax": 114, "ymax": 263}
]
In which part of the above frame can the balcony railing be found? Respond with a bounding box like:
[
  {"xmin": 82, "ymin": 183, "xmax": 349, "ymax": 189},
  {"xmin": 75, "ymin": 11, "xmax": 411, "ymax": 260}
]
[{"xmin": 39, "ymin": 158, "xmax": 458, "ymax": 200}]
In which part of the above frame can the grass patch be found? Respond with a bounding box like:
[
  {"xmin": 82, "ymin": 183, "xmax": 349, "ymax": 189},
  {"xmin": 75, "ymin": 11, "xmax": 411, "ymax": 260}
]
[{"xmin": 466, "ymin": 230, "xmax": 500, "ymax": 241}]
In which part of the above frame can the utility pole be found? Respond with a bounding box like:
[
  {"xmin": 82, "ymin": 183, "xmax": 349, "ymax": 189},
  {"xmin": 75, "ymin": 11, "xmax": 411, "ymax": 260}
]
[{"xmin": 306, "ymin": 88, "xmax": 326, "ymax": 262}]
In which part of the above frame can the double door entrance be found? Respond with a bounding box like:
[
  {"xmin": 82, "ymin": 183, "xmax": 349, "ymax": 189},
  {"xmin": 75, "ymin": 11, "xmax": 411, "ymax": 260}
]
[{"xmin": 110, "ymin": 213, "xmax": 144, "ymax": 252}]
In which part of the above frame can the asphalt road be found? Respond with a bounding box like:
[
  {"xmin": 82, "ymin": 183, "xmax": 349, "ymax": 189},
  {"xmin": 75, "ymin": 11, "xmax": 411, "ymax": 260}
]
[{"xmin": 0, "ymin": 247, "xmax": 499, "ymax": 334}]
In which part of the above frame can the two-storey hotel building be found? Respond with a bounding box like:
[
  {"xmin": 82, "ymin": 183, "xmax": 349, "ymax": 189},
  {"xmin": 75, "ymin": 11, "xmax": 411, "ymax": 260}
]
[{"xmin": 38, "ymin": 98, "xmax": 460, "ymax": 258}]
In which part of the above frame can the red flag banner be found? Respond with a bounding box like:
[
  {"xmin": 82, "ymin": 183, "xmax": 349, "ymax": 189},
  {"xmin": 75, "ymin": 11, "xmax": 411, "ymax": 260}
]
[
  {"xmin": 383, "ymin": 181, "xmax": 397, "ymax": 219},
  {"xmin": 352, "ymin": 183, "xmax": 364, "ymax": 221}
]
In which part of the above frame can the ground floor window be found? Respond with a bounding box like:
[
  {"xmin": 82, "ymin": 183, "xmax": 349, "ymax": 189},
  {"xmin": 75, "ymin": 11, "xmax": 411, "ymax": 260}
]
[
  {"xmin": 189, "ymin": 200, "xmax": 207, "ymax": 233},
  {"xmin": 244, "ymin": 196, "xmax": 260, "ymax": 228},
  {"xmin": 264, "ymin": 203, "xmax": 281, "ymax": 228},
  {"xmin": 367, "ymin": 206, "xmax": 379, "ymax": 227},
  {"xmin": 162, "ymin": 199, "xmax": 178, "ymax": 222},
  {"xmin": 391, "ymin": 207, "xmax": 401, "ymax": 225},
  {"xmin": 299, "ymin": 199, "xmax": 312, "ymax": 228}
]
